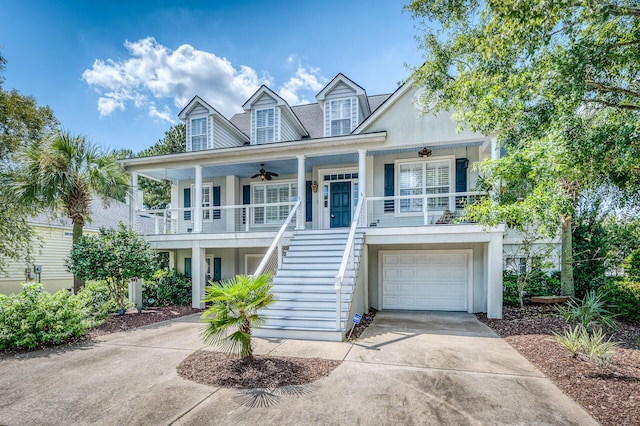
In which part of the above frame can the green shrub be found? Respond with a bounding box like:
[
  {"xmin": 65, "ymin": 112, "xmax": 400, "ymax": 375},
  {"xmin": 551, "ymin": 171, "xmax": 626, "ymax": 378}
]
[
  {"xmin": 599, "ymin": 279, "xmax": 640, "ymax": 320},
  {"xmin": 555, "ymin": 324, "xmax": 619, "ymax": 367},
  {"xmin": 557, "ymin": 290, "xmax": 618, "ymax": 331},
  {"xmin": 503, "ymin": 270, "xmax": 561, "ymax": 306},
  {"xmin": 0, "ymin": 283, "xmax": 91, "ymax": 350},
  {"xmin": 77, "ymin": 280, "xmax": 118, "ymax": 321},
  {"xmin": 623, "ymin": 248, "xmax": 640, "ymax": 281},
  {"xmin": 143, "ymin": 269, "xmax": 192, "ymax": 306}
]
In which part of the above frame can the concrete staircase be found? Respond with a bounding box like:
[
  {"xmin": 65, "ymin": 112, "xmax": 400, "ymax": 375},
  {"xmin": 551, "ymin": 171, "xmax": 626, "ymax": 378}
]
[{"xmin": 254, "ymin": 228, "xmax": 364, "ymax": 341}]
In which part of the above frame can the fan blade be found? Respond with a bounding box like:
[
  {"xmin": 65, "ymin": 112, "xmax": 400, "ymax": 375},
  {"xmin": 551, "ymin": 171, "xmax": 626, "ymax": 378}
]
[
  {"xmin": 270, "ymin": 172, "xmax": 279, "ymax": 177},
  {"xmin": 266, "ymin": 174, "xmax": 272, "ymax": 180}
]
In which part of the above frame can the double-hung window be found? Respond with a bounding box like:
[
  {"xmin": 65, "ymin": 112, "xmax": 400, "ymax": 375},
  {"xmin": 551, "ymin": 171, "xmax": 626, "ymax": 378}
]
[
  {"xmin": 190, "ymin": 184, "xmax": 213, "ymax": 221},
  {"xmin": 330, "ymin": 99, "xmax": 352, "ymax": 136},
  {"xmin": 190, "ymin": 117, "xmax": 207, "ymax": 151},
  {"xmin": 255, "ymin": 108, "xmax": 274, "ymax": 144},
  {"xmin": 398, "ymin": 159, "xmax": 451, "ymax": 213},
  {"xmin": 253, "ymin": 182, "xmax": 297, "ymax": 225}
]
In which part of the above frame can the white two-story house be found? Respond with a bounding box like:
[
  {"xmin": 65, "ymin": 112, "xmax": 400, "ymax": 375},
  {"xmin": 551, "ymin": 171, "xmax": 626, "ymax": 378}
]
[{"xmin": 122, "ymin": 74, "xmax": 505, "ymax": 340}]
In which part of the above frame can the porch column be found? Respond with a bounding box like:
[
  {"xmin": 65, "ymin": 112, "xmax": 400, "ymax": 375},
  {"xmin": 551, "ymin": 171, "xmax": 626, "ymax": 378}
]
[
  {"xmin": 129, "ymin": 172, "xmax": 138, "ymax": 229},
  {"xmin": 191, "ymin": 240, "xmax": 206, "ymax": 309},
  {"xmin": 193, "ymin": 165, "xmax": 203, "ymax": 233},
  {"xmin": 486, "ymin": 231, "xmax": 504, "ymax": 319},
  {"xmin": 297, "ymin": 155, "xmax": 305, "ymax": 230},
  {"xmin": 225, "ymin": 175, "xmax": 238, "ymax": 232},
  {"xmin": 358, "ymin": 149, "xmax": 367, "ymax": 225},
  {"xmin": 490, "ymin": 137, "xmax": 500, "ymax": 161}
]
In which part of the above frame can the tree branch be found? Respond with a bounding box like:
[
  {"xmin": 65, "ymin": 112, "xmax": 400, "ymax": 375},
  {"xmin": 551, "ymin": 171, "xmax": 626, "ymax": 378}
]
[
  {"xmin": 606, "ymin": 4, "xmax": 640, "ymax": 17},
  {"xmin": 585, "ymin": 79, "xmax": 640, "ymax": 99},
  {"xmin": 583, "ymin": 98, "xmax": 640, "ymax": 111}
]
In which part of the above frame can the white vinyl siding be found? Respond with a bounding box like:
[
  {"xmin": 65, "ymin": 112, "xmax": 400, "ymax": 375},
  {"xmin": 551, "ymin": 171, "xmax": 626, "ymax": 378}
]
[
  {"xmin": 280, "ymin": 108, "xmax": 298, "ymax": 141},
  {"xmin": 190, "ymin": 117, "xmax": 208, "ymax": 151},
  {"xmin": 252, "ymin": 182, "xmax": 297, "ymax": 225},
  {"xmin": 398, "ymin": 159, "xmax": 452, "ymax": 213},
  {"xmin": 213, "ymin": 116, "xmax": 244, "ymax": 148}
]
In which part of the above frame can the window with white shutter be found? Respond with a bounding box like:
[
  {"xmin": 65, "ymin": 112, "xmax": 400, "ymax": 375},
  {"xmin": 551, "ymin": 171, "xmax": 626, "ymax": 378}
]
[
  {"xmin": 330, "ymin": 99, "xmax": 352, "ymax": 136},
  {"xmin": 255, "ymin": 108, "xmax": 274, "ymax": 144},
  {"xmin": 398, "ymin": 159, "xmax": 452, "ymax": 213},
  {"xmin": 190, "ymin": 117, "xmax": 207, "ymax": 151}
]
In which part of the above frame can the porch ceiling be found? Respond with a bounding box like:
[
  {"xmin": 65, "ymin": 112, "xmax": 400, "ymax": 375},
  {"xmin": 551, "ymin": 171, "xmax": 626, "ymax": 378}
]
[{"xmin": 137, "ymin": 141, "xmax": 483, "ymax": 182}]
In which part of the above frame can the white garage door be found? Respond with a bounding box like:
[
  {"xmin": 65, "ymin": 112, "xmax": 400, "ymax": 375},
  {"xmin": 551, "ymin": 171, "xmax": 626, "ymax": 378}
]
[{"xmin": 382, "ymin": 251, "xmax": 469, "ymax": 311}]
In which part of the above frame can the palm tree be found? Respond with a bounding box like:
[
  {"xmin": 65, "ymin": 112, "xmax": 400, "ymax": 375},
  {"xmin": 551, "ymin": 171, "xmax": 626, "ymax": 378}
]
[
  {"xmin": 201, "ymin": 273, "xmax": 276, "ymax": 360},
  {"xmin": 12, "ymin": 131, "xmax": 129, "ymax": 293}
]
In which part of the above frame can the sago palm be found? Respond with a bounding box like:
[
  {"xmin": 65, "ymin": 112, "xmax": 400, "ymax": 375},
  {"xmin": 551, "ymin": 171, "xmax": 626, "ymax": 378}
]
[
  {"xmin": 12, "ymin": 131, "xmax": 129, "ymax": 293},
  {"xmin": 201, "ymin": 273, "xmax": 275, "ymax": 360}
]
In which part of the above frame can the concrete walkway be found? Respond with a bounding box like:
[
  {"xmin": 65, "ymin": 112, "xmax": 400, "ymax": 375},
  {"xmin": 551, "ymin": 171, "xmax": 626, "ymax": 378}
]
[{"xmin": 0, "ymin": 311, "xmax": 598, "ymax": 425}]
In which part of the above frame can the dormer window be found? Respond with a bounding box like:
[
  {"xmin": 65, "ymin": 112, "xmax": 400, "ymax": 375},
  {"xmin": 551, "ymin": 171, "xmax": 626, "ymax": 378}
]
[
  {"xmin": 191, "ymin": 117, "xmax": 207, "ymax": 151},
  {"xmin": 330, "ymin": 99, "xmax": 352, "ymax": 136},
  {"xmin": 256, "ymin": 108, "xmax": 274, "ymax": 144}
]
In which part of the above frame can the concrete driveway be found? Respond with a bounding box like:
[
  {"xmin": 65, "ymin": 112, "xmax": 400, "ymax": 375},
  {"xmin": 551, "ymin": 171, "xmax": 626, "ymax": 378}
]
[{"xmin": 0, "ymin": 311, "xmax": 597, "ymax": 425}]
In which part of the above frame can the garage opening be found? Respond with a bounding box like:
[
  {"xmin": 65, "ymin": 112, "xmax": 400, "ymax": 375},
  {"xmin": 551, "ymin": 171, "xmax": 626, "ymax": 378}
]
[{"xmin": 381, "ymin": 250, "xmax": 470, "ymax": 311}]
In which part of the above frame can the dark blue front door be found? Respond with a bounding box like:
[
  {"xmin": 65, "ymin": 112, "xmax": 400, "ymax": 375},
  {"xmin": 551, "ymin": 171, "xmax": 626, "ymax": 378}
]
[{"xmin": 330, "ymin": 182, "xmax": 351, "ymax": 228}]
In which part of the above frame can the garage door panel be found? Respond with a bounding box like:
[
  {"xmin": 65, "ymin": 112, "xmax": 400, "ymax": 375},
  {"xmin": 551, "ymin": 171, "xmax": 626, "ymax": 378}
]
[{"xmin": 382, "ymin": 251, "xmax": 469, "ymax": 311}]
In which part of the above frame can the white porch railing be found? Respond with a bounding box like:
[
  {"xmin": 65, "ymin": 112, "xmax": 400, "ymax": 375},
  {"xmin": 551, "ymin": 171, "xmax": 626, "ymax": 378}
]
[
  {"xmin": 334, "ymin": 195, "xmax": 365, "ymax": 330},
  {"xmin": 135, "ymin": 201, "xmax": 299, "ymax": 235},
  {"xmin": 253, "ymin": 198, "xmax": 302, "ymax": 277},
  {"xmin": 363, "ymin": 191, "xmax": 485, "ymax": 228}
]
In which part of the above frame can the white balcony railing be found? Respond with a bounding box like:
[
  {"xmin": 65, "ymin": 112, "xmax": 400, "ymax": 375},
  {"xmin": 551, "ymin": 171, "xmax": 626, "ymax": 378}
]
[
  {"xmin": 363, "ymin": 191, "xmax": 485, "ymax": 228},
  {"xmin": 134, "ymin": 201, "xmax": 299, "ymax": 235}
]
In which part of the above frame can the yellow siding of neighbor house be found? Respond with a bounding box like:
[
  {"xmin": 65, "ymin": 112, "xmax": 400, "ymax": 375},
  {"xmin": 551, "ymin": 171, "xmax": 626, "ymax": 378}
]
[{"xmin": 0, "ymin": 225, "xmax": 98, "ymax": 295}]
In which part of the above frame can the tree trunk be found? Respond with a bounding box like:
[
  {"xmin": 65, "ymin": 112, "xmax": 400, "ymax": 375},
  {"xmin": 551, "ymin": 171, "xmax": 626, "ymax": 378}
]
[
  {"xmin": 561, "ymin": 214, "xmax": 575, "ymax": 297},
  {"xmin": 72, "ymin": 220, "xmax": 84, "ymax": 294}
]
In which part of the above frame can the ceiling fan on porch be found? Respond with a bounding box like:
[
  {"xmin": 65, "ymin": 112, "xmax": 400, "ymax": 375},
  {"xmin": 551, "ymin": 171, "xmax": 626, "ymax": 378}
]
[{"xmin": 252, "ymin": 164, "xmax": 279, "ymax": 181}]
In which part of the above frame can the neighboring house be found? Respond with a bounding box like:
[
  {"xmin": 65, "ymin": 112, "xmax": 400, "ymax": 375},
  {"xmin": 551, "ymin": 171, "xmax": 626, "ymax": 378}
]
[
  {"xmin": 122, "ymin": 73, "xmax": 506, "ymax": 341},
  {"xmin": 0, "ymin": 198, "xmax": 140, "ymax": 295}
]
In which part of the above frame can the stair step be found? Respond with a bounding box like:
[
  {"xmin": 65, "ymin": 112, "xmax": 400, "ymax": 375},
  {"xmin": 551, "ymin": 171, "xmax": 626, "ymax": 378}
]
[
  {"xmin": 263, "ymin": 307, "xmax": 345, "ymax": 319},
  {"xmin": 262, "ymin": 317, "xmax": 346, "ymax": 330},
  {"xmin": 284, "ymin": 249, "xmax": 361, "ymax": 257},
  {"xmin": 271, "ymin": 300, "xmax": 350, "ymax": 309},
  {"xmin": 275, "ymin": 270, "xmax": 355, "ymax": 279},
  {"xmin": 272, "ymin": 284, "xmax": 353, "ymax": 293}
]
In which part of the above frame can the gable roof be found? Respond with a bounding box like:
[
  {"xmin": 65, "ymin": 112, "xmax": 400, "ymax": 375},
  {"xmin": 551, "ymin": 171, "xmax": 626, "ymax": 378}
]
[
  {"xmin": 242, "ymin": 85, "xmax": 308, "ymax": 137},
  {"xmin": 352, "ymin": 78, "xmax": 414, "ymax": 134},
  {"xmin": 178, "ymin": 95, "xmax": 250, "ymax": 143}
]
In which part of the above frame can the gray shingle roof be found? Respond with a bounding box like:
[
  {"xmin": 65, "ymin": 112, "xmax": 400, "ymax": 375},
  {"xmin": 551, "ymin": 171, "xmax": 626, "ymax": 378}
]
[{"xmin": 229, "ymin": 94, "xmax": 391, "ymax": 140}]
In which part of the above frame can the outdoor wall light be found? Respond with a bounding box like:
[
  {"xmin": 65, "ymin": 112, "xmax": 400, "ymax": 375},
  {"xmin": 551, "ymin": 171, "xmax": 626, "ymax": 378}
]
[{"xmin": 311, "ymin": 181, "xmax": 318, "ymax": 193}]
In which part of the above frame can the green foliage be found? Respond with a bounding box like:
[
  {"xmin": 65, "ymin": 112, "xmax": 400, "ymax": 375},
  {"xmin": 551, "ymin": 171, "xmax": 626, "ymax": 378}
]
[
  {"xmin": 557, "ymin": 291, "xmax": 618, "ymax": 331},
  {"xmin": 503, "ymin": 270, "xmax": 561, "ymax": 306},
  {"xmin": 623, "ymin": 248, "xmax": 640, "ymax": 281},
  {"xmin": 0, "ymin": 283, "xmax": 91, "ymax": 349},
  {"xmin": 555, "ymin": 324, "xmax": 619, "ymax": 367},
  {"xmin": 573, "ymin": 220, "xmax": 608, "ymax": 298},
  {"xmin": 76, "ymin": 280, "xmax": 118, "ymax": 321},
  {"xmin": 143, "ymin": 269, "xmax": 191, "ymax": 306},
  {"xmin": 67, "ymin": 224, "xmax": 159, "ymax": 310},
  {"xmin": 201, "ymin": 273, "xmax": 275, "ymax": 359},
  {"xmin": 599, "ymin": 279, "xmax": 640, "ymax": 320},
  {"xmin": 604, "ymin": 217, "xmax": 640, "ymax": 272}
]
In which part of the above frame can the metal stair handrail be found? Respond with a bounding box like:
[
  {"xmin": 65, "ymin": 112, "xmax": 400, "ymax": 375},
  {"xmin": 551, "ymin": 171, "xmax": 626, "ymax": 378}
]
[
  {"xmin": 334, "ymin": 194, "xmax": 364, "ymax": 330},
  {"xmin": 253, "ymin": 198, "xmax": 302, "ymax": 277}
]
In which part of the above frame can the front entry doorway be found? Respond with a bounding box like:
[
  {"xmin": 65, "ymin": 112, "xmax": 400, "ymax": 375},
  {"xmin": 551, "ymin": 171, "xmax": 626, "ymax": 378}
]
[{"xmin": 330, "ymin": 181, "xmax": 351, "ymax": 228}]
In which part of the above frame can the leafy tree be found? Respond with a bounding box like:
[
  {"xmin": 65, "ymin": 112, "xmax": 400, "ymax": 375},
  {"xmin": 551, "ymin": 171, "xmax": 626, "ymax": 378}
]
[
  {"xmin": 136, "ymin": 123, "xmax": 185, "ymax": 209},
  {"xmin": 0, "ymin": 51, "xmax": 58, "ymax": 273},
  {"xmin": 67, "ymin": 224, "xmax": 159, "ymax": 311},
  {"xmin": 201, "ymin": 273, "xmax": 275, "ymax": 360},
  {"xmin": 407, "ymin": 0, "xmax": 640, "ymax": 297},
  {"xmin": 12, "ymin": 131, "xmax": 129, "ymax": 292}
]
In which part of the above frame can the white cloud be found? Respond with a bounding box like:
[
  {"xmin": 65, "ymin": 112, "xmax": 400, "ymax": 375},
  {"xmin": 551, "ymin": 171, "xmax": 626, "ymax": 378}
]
[
  {"xmin": 278, "ymin": 66, "xmax": 327, "ymax": 105},
  {"xmin": 83, "ymin": 37, "xmax": 264, "ymax": 119},
  {"xmin": 83, "ymin": 37, "xmax": 327, "ymax": 120}
]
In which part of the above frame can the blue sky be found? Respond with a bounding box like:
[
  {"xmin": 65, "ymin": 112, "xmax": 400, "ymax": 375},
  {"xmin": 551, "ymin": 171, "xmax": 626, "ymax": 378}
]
[{"xmin": 0, "ymin": 0, "xmax": 424, "ymax": 153}]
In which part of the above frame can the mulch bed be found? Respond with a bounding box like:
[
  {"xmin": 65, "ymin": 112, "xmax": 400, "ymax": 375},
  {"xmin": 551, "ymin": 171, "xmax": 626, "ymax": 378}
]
[
  {"xmin": 477, "ymin": 305, "xmax": 640, "ymax": 426},
  {"xmin": 89, "ymin": 305, "xmax": 202, "ymax": 337},
  {"xmin": 177, "ymin": 350, "xmax": 340, "ymax": 389}
]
